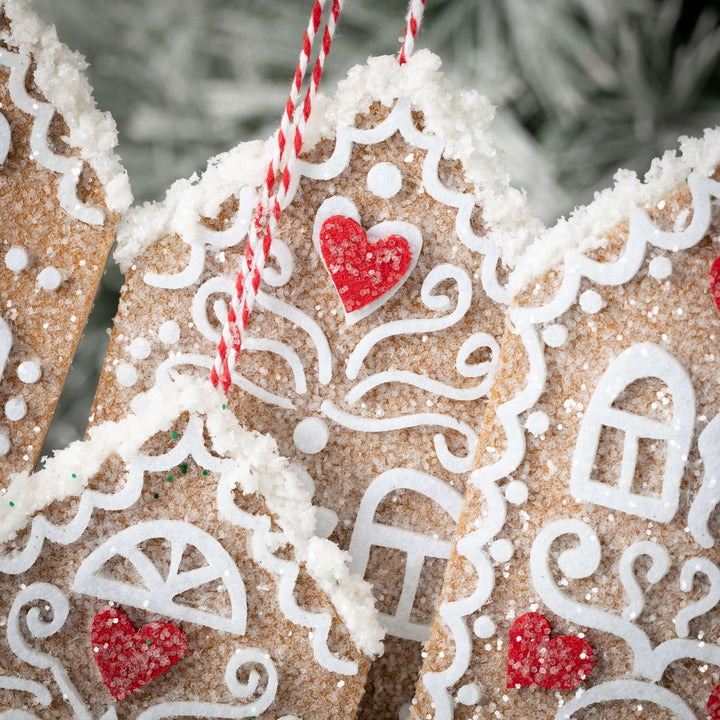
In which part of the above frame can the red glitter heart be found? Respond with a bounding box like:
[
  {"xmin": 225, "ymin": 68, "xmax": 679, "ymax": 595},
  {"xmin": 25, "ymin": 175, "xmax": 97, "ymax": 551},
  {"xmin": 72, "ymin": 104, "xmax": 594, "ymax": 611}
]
[
  {"xmin": 708, "ymin": 684, "xmax": 720, "ymax": 720},
  {"xmin": 710, "ymin": 257, "xmax": 720, "ymax": 314},
  {"xmin": 507, "ymin": 612, "xmax": 594, "ymax": 690},
  {"xmin": 91, "ymin": 607, "xmax": 187, "ymax": 701},
  {"xmin": 319, "ymin": 215, "xmax": 412, "ymax": 313}
]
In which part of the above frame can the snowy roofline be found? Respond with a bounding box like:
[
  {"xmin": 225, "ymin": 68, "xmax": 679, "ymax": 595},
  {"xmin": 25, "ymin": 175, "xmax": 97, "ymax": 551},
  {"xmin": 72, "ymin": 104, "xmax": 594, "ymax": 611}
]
[
  {"xmin": 0, "ymin": 376, "xmax": 384, "ymax": 659},
  {"xmin": 1, "ymin": 0, "xmax": 131, "ymax": 213},
  {"xmin": 114, "ymin": 50, "xmax": 541, "ymax": 272}
]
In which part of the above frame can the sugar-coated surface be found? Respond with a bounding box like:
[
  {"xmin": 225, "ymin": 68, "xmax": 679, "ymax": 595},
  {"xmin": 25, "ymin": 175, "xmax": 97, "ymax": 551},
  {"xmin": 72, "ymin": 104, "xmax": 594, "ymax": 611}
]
[{"xmin": 1, "ymin": 0, "xmax": 131, "ymax": 212}]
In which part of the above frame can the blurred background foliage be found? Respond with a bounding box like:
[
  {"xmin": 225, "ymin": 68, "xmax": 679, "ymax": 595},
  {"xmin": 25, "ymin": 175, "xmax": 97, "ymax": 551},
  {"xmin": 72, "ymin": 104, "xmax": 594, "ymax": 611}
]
[{"xmin": 34, "ymin": 0, "xmax": 720, "ymax": 456}]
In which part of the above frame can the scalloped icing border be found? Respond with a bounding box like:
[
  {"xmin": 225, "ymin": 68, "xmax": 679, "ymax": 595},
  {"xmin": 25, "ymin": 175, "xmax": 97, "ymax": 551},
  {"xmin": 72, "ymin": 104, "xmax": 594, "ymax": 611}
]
[{"xmin": 0, "ymin": 47, "xmax": 105, "ymax": 226}]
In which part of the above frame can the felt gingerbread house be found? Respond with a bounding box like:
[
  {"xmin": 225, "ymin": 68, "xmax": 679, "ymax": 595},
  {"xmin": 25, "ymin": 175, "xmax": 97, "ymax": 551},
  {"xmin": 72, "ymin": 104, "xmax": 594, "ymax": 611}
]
[
  {"xmin": 0, "ymin": 0, "xmax": 130, "ymax": 475},
  {"xmin": 411, "ymin": 131, "xmax": 720, "ymax": 720},
  {"xmin": 108, "ymin": 49, "xmax": 540, "ymax": 719}
]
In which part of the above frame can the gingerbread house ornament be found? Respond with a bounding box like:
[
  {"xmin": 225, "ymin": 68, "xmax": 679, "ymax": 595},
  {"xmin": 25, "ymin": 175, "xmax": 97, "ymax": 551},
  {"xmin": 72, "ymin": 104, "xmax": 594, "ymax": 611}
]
[
  {"xmin": 411, "ymin": 132, "xmax": 720, "ymax": 719},
  {"xmin": 0, "ymin": 0, "xmax": 130, "ymax": 475},
  {"xmin": 0, "ymin": 377, "xmax": 382, "ymax": 719},
  {"xmin": 108, "ymin": 50, "xmax": 540, "ymax": 718}
]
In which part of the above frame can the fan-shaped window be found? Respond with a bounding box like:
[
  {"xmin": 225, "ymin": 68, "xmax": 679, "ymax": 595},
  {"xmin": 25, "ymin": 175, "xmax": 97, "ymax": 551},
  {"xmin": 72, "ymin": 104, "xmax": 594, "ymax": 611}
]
[
  {"xmin": 73, "ymin": 520, "xmax": 246, "ymax": 635},
  {"xmin": 570, "ymin": 343, "xmax": 695, "ymax": 522}
]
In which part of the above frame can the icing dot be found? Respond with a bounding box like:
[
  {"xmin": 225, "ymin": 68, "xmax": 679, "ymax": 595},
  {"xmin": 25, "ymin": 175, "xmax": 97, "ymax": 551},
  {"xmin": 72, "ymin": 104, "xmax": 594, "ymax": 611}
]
[
  {"xmin": 129, "ymin": 337, "xmax": 152, "ymax": 360},
  {"xmin": 542, "ymin": 324, "xmax": 568, "ymax": 348},
  {"xmin": 366, "ymin": 162, "xmax": 403, "ymax": 199},
  {"xmin": 158, "ymin": 320, "xmax": 180, "ymax": 345},
  {"xmin": 456, "ymin": 682, "xmax": 482, "ymax": 706},
  {"xmin": 0, "ymin": 432, "xmax": 9, "ymax": 456},
  {"xmin": 473, "ymin": 615, "xmax": 496, "ymax": 638},
  {"xmin": 5, "ymin": 397, "xmax": 27, "ymax": 421},
  {"xmin": 17, "ymin": 360, "xmax": 41, "ymax": 384},
  {"xmin": 130, "ymin": 392, "xmax": 150, "ymax": 414},
  {"xmin": 37, "ymin": 266, "xmax": 62, "ymax": 290},
  {"xmin": 315, "ymin": 507, "xmax": 339, "ymax": 539},
  {"xmin": 525, "ymin": 410, "xmax": 549, "ymax": 436},
  {"xmin": 579, "ymin": 289, "xmax": 603, "ymax": 314},
  {"xmin": 116, "ymin": 363, "xmax": 138, "ymax": 387},
  {"xmin": 489, "ymin": 539, "xmax": 514, "ymax": 563},
  {"xmin": 293, "ymin": 417, "xmax": 330, "ymax": 454},
  {"xmin": 5, "ymin": 246, "xmax": 28, "ymax": 272},
  {"xmin": 649, "ymin": 256, "xmax": 672, "ymax": 280},
  {"xmin": 504, "ymin": 480, "xmax": 529, "ymax": 505}
]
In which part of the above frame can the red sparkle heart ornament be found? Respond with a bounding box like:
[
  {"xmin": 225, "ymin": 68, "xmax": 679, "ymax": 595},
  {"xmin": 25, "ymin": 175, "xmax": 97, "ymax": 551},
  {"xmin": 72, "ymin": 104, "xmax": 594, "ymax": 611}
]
[
  {"xmin": 710, "ymin": 256, "xmax": 720, "ymax": 314},
  {"xmin": 708, "ymin": 684, "xmax": 720, "ymax": 720},
  {"xmin": 91, "ymin": 607, "xmax": 187, "ymax": 701},
  {"xmin": 319, "ymin": 214, "xmax": 412, "ymax": 314},
  {"xmin": 507, "ymin": 612, "xmax": 594, "ymax": 690}
]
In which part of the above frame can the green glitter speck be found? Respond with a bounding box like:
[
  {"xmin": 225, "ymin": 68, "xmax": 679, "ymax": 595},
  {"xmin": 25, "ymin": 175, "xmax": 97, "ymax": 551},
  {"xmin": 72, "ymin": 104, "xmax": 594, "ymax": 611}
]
[
  {"xmin": 146, "ymin": 640, "xmax": 152, "ymax": 645},
  {"xmin": 172, "ymin": 432, "xmax": 178, "ymax": 438},
  {"xmin": 180, "ymin": 464, "xmax": 188, "ymax": 474},
  {"xmin": 71, "ymin": 474, "xmax": 76, "ymax": 478},
  {"xmin": 222, "ymin": 404, "xmax": 226, "ymax": 410},
  {"xmin": 153, "ymin": 493, "xmax": 159, "ymax": 499},
  {"xmin": 202, "ymin": 470, "xmax": 209, "ymax": 476},
  {"xmin": 167, "ymin": 476, "xmax": 173, "ymax": 482},
  {"xmin": 8, "ymin": 501, "xmax": 14, "ymax": 507}
]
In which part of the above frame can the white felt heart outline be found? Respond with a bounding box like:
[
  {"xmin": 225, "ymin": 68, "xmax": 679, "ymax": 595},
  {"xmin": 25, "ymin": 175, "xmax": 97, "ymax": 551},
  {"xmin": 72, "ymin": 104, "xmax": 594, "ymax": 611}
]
[{"xmin": 312, "ymin": 195, "xmax": 423, "ymax": 325}]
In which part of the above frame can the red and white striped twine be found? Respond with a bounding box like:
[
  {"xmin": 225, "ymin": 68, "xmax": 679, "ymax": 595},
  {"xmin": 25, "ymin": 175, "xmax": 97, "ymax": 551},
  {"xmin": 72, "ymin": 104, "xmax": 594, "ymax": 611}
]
[
  {"xmin": 211, "ymin": 0, "xmax": 344, "ymax": 393},
  {"xmin": 399, "ymin": 0, "xmax": 426, "ymax": 65}
]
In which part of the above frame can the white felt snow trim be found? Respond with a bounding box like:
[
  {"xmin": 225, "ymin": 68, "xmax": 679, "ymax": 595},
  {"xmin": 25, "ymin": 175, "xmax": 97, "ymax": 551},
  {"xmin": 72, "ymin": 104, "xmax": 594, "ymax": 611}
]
[
  {"xmin": 73, "ymin": 519, "xmax": 248, "ymax": 635},
  {"xmin": 321, "ymin": 400, "xmax": 478, "ymax": 474},
  {"xmin": 570, "ymin": 342, "xmax": 695, "ymax": 523},
  {"xmin": 0, "ymin": 377, "xmax": 383, "ymax": 660},
  {"xmin": 0, "ymin": 48, "xmax": 105, "ymax": 226},
  {"xmin": 688, "ymin": 412, "xmax": 720, "ymax": 548},
  {"xmin": 345, "ymin": 263, "xmax": 473, "ymax": 381},
  {"xmin": 618, "ymin": 541, "xmax": 671, "ymax": 621},
  {"xmin": 312, "ymin": 195, "xmax": 423, "ymax": 325},
  {"xmin": 0, "ymin": 0, "xmax": 131, "ymax": 213},
  {"xmin": 530, "ymin": 519, "xmax": 720, "ymax": 681},
  {"xmin": 347, "ymin": 469, "xmax": 463, "ymax": 642},
  {"xmin": 555, "ymin": 680, "xmax": 695, "ymax": 720},
  {"xmin": 0, "ymin": 111, "xmax": 11, "ymax": 165},
  {"xmin": 296, "ymin": 94, "xmax": 512, "ymax": 306},
  {"xmin": 421, "ymin": 476, "xmax": 507, "ymax": 720},
  {"xmin": 674, "ymin": 557, "xmax": 720, "ymax": 638}
]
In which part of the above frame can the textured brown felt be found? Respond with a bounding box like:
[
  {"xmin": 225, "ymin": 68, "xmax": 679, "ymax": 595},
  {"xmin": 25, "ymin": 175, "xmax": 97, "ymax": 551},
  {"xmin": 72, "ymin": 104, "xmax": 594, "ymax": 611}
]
[
  {"xmin": 411, "ymin": 176, "xmax": 720, "ymax": 719},
  {"xmin": 0, "ymin": 37, "xmax": 116, "ymax": 480},
  {"xmin": 90, "ymin": 102, "xmax": 509, "ymax": 718},
  {"xmin": 0, "ymin": 416, "xmax": 368, "ymax": 719}
]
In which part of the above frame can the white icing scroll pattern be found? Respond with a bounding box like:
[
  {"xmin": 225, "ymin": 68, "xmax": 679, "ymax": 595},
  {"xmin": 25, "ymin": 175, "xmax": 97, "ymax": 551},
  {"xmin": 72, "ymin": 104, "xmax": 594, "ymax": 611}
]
[
  {"xmin": 0, "ymin": 49, "xmax": 104, "ymax": 226},
  {"xmin": 72, "ymin": 520, "xmax": 248, "ymax": 635},
  {"xmin": 0, "ymin": 316, "xmax": 11, "ymax": 382},
  {"xmin": 688, "ymin": 412, "xmax": 720, "ymax": 548},
  {"xmin": 0, "ymin": 111, "xmax": 11, "ymax": 165},
  {"xmin": 618, "ymin": 541, "xmax": 670, "ymax": 621},
  {"xmin": 570, "ymin": 343, "xmax": 695, "ymax": 523},
  {"xmin": 530, "ymin": 519, "xmax": 720, "ymax": 681},
  {"xmin": 423, "ymin": 174, "xmax": 720, "ymax": 718},
  {"xmin": 347, "ymin": 469, "xmax": 463, "ymax": 642}
]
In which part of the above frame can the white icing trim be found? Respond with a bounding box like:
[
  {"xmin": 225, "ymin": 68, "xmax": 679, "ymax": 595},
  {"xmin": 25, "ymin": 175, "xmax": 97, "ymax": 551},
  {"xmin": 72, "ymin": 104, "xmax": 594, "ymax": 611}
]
[
  {"xmin": 531, "ymin": 519, "xmax": 720, "ymax": 681},
  {"xmin": 0, "ymin": 377, "xmax": 384, "ymax": 660},
  {"xmin": 570, "ymin": 343, "xmax": 695, "ymax": 523},
  {"xmin": 347, "ymin": 469, "xmax": 463, "ymax": 642},
  {"xmin": 675, "ymin": 557, "xmax": 720, "ymax": 638},
  {"xmin": 0, "ymin": 0, "xmax": 131, "ymax": 213},
  {"xmin": 0, "ymin": 316, "xmax": 11, "ymax": 381},
  {"xmin": 321, "ymin": 400, "xmax": 477, "ymax": 474},
  {"xmin": 345, "ymin": 263, "xmax": 473, "ymax": 381},
  {"xmin": 688, "ymin": 413, "xmax": 720, "ymax": 548},
  {"xmin": 0, "ymin": 111, "xmax": 11, "ymax": 165},
  {"xmin": 0, "ymin": 48, "xmax": 103, "ymax": 225},
  {"xmin": 618, "ymin": 541, "xmax": 670, "ymax": 621},
  {"xmin": 0, "ymin": 676, "xmax": 51, "ymax": 706},
  {"xmin": 72, "ymin": 518, "xmax": 248, "ymax": 636},
  {"xmin": 556, "ymin": 680, "xmax": 695, "ymax": 720}
]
